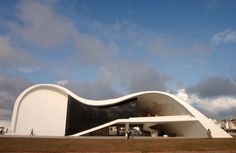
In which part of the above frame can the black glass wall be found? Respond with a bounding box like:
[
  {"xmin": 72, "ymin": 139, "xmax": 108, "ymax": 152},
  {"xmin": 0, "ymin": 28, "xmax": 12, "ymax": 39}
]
[{"xmin": 65, "ymin": 95, "xmax": 155, "ymax": 136}]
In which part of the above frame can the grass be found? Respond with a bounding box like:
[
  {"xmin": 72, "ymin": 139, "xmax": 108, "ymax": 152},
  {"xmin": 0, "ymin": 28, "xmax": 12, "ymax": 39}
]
[{"xmin": 1, "ymin": 137, "xmax": 236, "ymax": 152}]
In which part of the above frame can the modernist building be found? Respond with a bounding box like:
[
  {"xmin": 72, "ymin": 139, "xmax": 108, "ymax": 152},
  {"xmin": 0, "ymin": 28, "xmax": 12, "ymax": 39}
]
[{"xmin": 10, "ymin": 84, "xmax": 231, "ymax": 138}]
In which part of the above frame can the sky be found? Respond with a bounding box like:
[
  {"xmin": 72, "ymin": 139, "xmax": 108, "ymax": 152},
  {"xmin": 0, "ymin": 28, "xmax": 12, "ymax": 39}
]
[{"xmin": 0, "ymin": 0, "xmax": 236, "ymax": 121}]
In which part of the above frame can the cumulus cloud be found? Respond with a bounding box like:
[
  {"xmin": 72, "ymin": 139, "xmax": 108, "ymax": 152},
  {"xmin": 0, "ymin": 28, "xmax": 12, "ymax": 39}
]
[
  {"xmin": 56, "ymin": 79, "xmax": 69, "ymax": 86},
  {"xmin": 4, "ymin": 0, "xmax": 233, "ymax": 121},
  {"xmin": 0, "ymin": 74, "xmax": 31, "ymax": 120},
  {"xmin": 75, "ymin": 34, "xmax": 118, "ymax": 65},
  {"xmin": 56, "ymin": 59, "xmax": 170, "ymax": 100},
  {"xmin": 5, "ymin": 0, "xmax": 118, "ymax": 67},
  {"xmin": 181, "ymin": 76, "xmax": 236, "ymax": 119},
  {"xmin": 187, "ymin": 77, "xmax": 236, "ymax": 98},
  {"xmin": 0, "ymin": 35, "xmax": 36, "ymax": 69},
  {"xmin": 175, "ymin": 89, "xmax": 236, "ymax": 119},
  {"xmin": 109, "ymin": 60, "xmax": 170, "ymax": 93},
  {"xmin": 57, "ymin": 67, "xmax": 122, "ymax": 100},
  {"xmin": 8, "ymin": 0, "xmax": 77, "ymax": 48},
  {"xmin": 211, "ymin": 29, "xmax": 236, "ymax": 45}
]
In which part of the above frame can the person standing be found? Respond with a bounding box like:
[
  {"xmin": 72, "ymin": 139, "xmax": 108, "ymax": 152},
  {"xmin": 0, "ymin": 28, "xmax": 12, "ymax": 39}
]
[
  {"xmin": 30, "ymin": 128, "xmax": 34, "ymax": 136},
  {"xmin": 127, "ymin": 129, "xmax": 131, "ymax": 139},
  {"xmin": 207, "ymin": 129, "xmax": 212, "ymax": 139},
  {"xmin": 0, "ymin": 127, "xmax": 3, "ymax": 135}
]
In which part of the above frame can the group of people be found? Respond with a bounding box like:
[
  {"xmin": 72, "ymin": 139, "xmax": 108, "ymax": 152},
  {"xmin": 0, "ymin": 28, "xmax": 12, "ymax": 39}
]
[
  {"xmin": 126, "ymin": 128, "xmax": 212, "ymax": 139},
  {"xmin": 126, "ymin": 129, "xmax": 134, "ymax": 139},
  {"xmin": 28, "ymin": 127, "xmax": 212, "ymax": 138}
]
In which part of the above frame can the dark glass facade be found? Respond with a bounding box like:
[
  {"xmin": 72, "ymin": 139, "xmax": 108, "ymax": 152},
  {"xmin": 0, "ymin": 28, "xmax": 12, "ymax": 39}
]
[
  {"xmin": 64, "ymin": 94, "xmax": 191, "ymax": 136},
  {"xmin": 65, "ymin": 95, "xmax": 155, "ymax": 136}
]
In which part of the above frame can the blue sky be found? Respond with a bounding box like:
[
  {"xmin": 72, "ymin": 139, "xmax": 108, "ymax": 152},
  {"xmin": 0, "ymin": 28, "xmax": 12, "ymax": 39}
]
[{"xmin": 0, "ymin": 0, "xmax": 236, "ymax": 120}]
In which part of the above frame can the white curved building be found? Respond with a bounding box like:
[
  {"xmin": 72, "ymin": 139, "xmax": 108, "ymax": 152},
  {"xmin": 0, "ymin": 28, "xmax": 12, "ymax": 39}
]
[{"xmin": 10, "ymin": 84, "xmax": 231, "ymax": 138}]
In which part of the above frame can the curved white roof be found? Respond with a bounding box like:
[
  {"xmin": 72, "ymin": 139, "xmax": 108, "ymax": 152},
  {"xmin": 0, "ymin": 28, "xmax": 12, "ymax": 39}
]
[{"xmin": 10, "ymin": 84, "xmax": 232, "ymax": 138}]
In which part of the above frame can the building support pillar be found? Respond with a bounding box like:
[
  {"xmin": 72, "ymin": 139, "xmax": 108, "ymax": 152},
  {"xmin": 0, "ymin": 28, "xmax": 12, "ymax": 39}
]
[{"xmin": 125, "ymin": 123, "xmax": 129, "ymax": 138}]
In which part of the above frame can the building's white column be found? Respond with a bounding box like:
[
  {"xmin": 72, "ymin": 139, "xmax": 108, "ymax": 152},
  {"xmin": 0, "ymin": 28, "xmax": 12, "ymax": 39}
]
[{"xmin": 125, "ymin": 123, "xmax": 129, "ymax": 138}]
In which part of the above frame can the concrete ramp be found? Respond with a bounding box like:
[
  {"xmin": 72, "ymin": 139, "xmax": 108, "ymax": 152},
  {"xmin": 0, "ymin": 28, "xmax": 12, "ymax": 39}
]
[{"xmin": 72, "ymin": 115, "xmax": 198, "ymax": 136}]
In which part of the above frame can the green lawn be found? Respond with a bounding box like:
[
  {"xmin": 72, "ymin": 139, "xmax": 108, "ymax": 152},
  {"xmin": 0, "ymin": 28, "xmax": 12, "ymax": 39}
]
[{"xmin": 1, "ymin": 137, "xmax": 236, "ymax": 152}]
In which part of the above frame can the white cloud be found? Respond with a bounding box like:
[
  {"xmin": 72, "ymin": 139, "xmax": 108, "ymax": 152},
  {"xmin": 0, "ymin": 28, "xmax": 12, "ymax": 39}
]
[
  {"xmin": 0, "ymin": 36, "xmax": 19, "ymax": 62},
  {"xmin": 9, "ymin": 0, "xmax": 77, "ymax": 48},
  {"xmin": 109, "ymin": 60, "xmax": 170, "ymax": 93},
  {"xmin": 7, "ymin": 0, "xmax": 118, "ymax": 67},
  {"xmin": 62, "ymin": 67, "xmax": 122, "ymax": 100},
  {"xmin": 57, "ymin": 59, "xmax": 170, "ymax": 100},
  {"xmin": 0, "ymin": 74, "xmax": 31, "ymax": 120},
  {"xmin": 211, "ymin": 29, "xmax": 236, "ymax": 45},
  {"xmin": 0, "ymin": 35, "xmax": 37, "ymax": 69},
  {"xmin": 17, "ymin": 68, "xmax": 33, "ymax": 73},
  {"xmin": 175, "ymin": 89, "xmax": 189, "ymax": 102},
  {"xmin": 56, "ymin": 79, "xmax": 69, "ymax": 86},
  {"xmin": 175, "ymin": 89, "xmax": 236, "ymax": 119},
  {"xmin": 75, "ymin": 34, "xmax": 118, "ymax": 65}
]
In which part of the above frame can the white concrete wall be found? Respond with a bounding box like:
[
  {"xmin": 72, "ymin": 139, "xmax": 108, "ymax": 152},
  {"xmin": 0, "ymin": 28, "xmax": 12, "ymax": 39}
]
[{"xmin": 14, "ymin": 87, "xmax": 68, "ymax": 136}]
